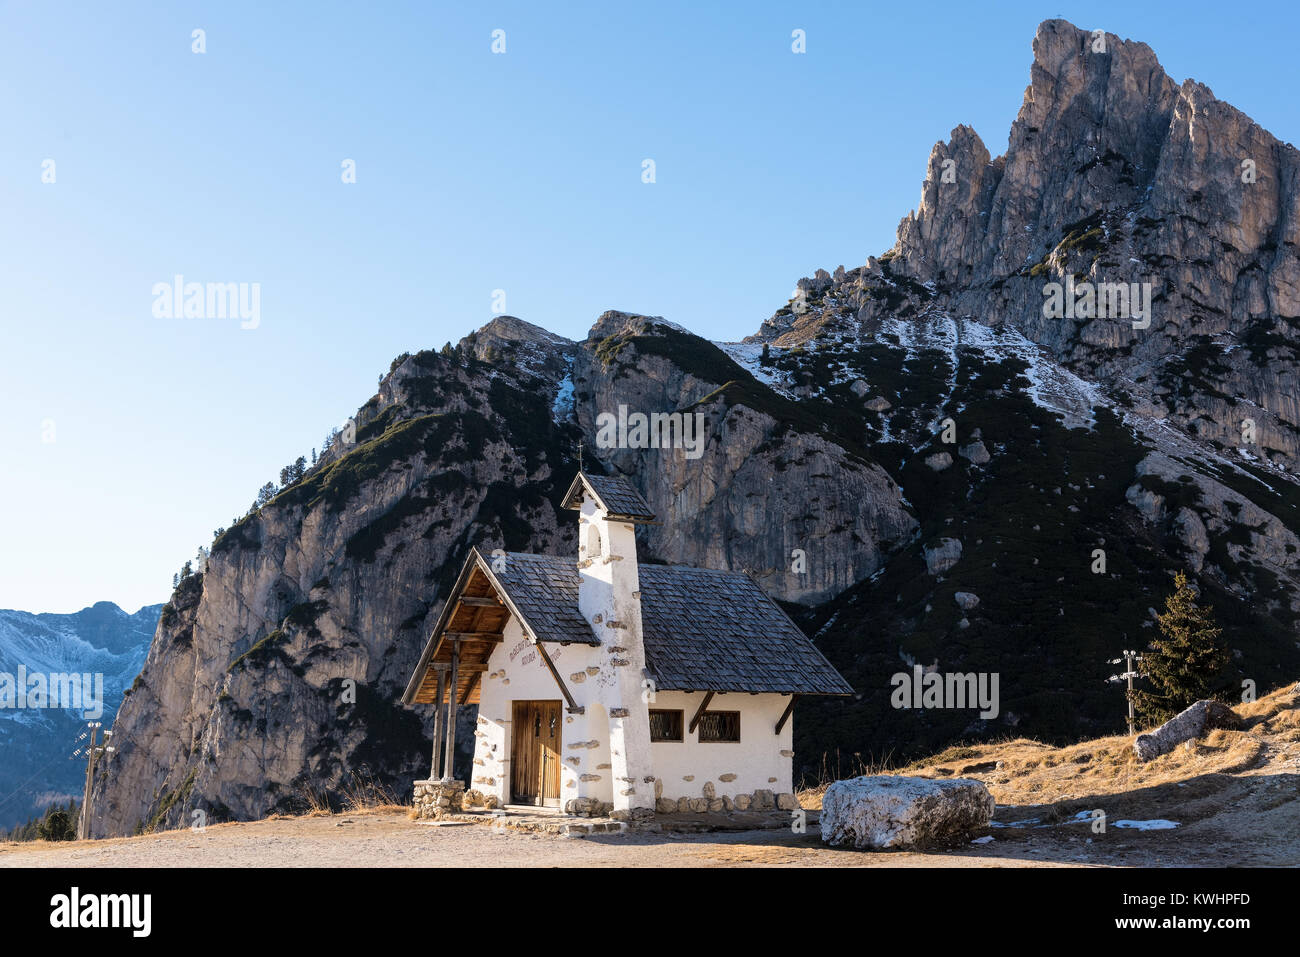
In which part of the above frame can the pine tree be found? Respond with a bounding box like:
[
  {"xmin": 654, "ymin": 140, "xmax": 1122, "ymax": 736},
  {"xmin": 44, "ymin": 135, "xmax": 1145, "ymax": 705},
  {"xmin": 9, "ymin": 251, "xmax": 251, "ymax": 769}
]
[
  {"xmin": 255, "ymin": 481, "xmax": 278, "ymax": 508},
  {"xmin": 1134, "ymin": 570, "xmax": 1231, "ymax": 725},
  {"xmin": 37, "ymin": 805, "xmax": 76, "ymax": 841}
]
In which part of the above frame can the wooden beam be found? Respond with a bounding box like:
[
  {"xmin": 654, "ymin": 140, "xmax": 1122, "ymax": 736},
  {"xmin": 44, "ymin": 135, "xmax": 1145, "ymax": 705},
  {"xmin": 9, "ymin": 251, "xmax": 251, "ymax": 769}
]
[
  {"xmin": 775, "ymin": 695, "xmax": 797, "ymax": 734},
  {"xmin": 441, "ymin": 641, "xmax": 460, "ymax": 780},
  {"xmin": 430, "ymin": 670, "xmax": 446, "ymax": 777},
  {"xmin": 443, "ymin": 632, "xmax": 503, "ymax": 642},
  {"xmin": 456, "ymin": 596, "xmax": 502, "ymax": 608},
  {"xmin": 688, "ymin": 691, "xmax": 716, "ymax": 734},
  {"xmin": 459, "ymin": 671, "xmax": 482, "ymax": 706},
  {"xmin": 533, "ymin": 641, "xmax": 584, "ymax": 714},
  {"xmin": 420, "ymin": 661, "xmax": 489, "ymax": 688}
]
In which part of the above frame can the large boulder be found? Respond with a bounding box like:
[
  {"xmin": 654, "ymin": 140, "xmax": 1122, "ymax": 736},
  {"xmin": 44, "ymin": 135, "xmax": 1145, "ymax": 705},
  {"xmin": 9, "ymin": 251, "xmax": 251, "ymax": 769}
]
[
  {"xmin": 1133, "ymin": 699, "xmax": 1242, "ymax": 762},
  {"xmin": 923, "ymin": 538, "xmax": 963, "ymax": 575},
  {"xmin": 820, "ymin": 776, "xmax": 995, "ymax": 850}
]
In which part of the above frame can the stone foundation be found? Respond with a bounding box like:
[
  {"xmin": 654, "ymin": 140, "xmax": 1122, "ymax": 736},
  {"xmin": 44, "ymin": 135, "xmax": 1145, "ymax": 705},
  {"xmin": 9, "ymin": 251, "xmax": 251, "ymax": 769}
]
[
  {"xmin": 564, "ymin": 797, "xmax": 615, "ymax": 818},
  {"xmin": 462, "ymin": 788, "xmax": 502, "ymax": 811},
  {"xmin": 413, "ymin": 779, "xmax": 466, "ymax": 819},
  {"xmin": 564, "ymin": 789, "xmax": 798, "ymax": 818},
  {"xmin": 653, "ymin": 789, "xmax": 798, "ymax": 814}
]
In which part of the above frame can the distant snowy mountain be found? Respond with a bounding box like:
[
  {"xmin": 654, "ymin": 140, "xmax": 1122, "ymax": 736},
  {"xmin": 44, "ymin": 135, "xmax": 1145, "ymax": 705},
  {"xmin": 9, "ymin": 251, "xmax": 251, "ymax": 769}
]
[{"xmin": 0, "ymin": 601, "xmax": 160, "ymax": 830}]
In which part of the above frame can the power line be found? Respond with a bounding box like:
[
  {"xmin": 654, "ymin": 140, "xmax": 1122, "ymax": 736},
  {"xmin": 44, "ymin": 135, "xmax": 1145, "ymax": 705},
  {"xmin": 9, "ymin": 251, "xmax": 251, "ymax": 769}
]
[
  {"xmin": 76, "ymin": 721, "xmax": 113, "ymax": 840},
  {"xmin": 0, "ymin": 729, "xmax": 91, "ymax": 815},
  {"xmin": 1106, "ymin": 643, "xmax": 1143, "ymax": 735}
]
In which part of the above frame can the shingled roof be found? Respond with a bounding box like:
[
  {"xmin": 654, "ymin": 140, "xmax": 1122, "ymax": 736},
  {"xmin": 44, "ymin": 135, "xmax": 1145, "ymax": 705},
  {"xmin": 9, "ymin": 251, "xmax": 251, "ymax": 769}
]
[
  {"xmin": 485, "ymin": 551, "xmax": 599, "ymax": 646},
  {"xmin": 636, "ymin": 563, "xmax": 852, "ymax": 695},
  {"xmin": 407, "ymin": 549, "xmax": 852, "ymax": 697},
  {"xmin": 561, "ymin": 471, "xmax": 657, "ymax": 523}
]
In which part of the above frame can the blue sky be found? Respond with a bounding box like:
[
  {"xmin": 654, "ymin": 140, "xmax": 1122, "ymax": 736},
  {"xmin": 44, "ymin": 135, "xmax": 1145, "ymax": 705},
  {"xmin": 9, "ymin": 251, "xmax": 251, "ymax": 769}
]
[{"xmin": 3, "ymin": 0, "xmax": 1298, "ymax": 613}]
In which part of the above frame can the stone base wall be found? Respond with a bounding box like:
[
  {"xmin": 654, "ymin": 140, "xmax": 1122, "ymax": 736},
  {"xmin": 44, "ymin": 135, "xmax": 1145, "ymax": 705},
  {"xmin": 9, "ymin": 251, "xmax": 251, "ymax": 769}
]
[
  {"xmin": 463, "ymin": 788, "xmax": 501, "ymax": 811},
  {"xmin": 419, "ymin": 782, "xmax": 797, "ymax": 821},
  {"xmin": 654, "ymin": 788, "xmax": 798, "ymax": 814},
  {"xmin": 413, "ymin": 779, "xmax": 465, "ymax": 819},
  {"xmin": 565, "ymin": 797, "xmax": 614, "ymax": 818}
]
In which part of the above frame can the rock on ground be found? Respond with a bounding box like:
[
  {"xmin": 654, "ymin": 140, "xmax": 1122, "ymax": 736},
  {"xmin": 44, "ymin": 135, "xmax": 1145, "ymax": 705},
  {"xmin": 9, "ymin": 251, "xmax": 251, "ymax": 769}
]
[
  {"xmin": 820, "ymin": 776, "xmax": 995, "ymax": 850},
  {"xmin": 1134, "ymin": 699, "xmax": 1242, "ymax": 762},
  {"xmin": 923, "ymin": 538, "xmax": 963, "ymax": 575}
]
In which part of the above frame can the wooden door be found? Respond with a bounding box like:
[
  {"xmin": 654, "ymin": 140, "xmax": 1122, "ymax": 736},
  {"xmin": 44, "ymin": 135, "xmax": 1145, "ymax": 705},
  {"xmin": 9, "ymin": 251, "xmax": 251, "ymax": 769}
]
[{"xmin": 511, "ymin": 700, "xmax": 562, "ymax": 806}]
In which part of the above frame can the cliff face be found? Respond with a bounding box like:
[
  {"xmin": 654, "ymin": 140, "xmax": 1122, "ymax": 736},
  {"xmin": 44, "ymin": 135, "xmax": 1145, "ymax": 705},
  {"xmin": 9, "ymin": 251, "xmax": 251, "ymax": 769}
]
[
  {"xmin": 575, "ymin": 312, "xmax": 916, "ymax": 603},
  {"xmin": 90, "ymin": 19, "xmax": 1300, "ymax": 836}
]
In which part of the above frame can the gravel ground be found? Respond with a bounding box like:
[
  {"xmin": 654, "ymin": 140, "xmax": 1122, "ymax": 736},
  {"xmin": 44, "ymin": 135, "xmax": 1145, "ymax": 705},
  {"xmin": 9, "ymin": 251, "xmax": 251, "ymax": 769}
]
[{"xmin": 0, "ymin": 809, "xmax": 1094, "ymax": 868}]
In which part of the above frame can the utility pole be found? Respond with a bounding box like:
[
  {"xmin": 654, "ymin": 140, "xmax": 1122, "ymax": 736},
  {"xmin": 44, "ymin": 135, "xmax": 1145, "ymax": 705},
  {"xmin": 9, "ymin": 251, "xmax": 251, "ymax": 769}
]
[
  {"xmin": 75, "ymin": 721, "xmax": 113, "ymax": 840},
  {"xmin": 1106, "ymin": 647, "xmax": 1142, "ymax": 735}
]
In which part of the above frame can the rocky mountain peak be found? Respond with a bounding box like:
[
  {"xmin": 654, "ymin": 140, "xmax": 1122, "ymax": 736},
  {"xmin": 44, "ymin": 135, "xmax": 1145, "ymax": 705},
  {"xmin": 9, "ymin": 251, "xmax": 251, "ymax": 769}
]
[
  {"xmin": 453, "ymin": 315, "xmax": 575, "ymax": 383},
  {"xmin": 752, "ymin": 18, "xmax": 1300, "ymax": 472},
  {"xmin": 457, "ymin": 315, "xmax": 571, "ymax": 357},
  {"xmin": 585, "ymin": 309, "xmax": 683, "ymax": 343}
]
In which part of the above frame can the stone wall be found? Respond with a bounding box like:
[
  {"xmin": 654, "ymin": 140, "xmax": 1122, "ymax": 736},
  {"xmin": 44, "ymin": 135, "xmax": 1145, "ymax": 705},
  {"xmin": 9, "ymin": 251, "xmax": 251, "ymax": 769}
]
[
  {"xmin": 653, "ymin": 785, "xmax": 798, "ymax": 814},
  {"xmin": 412, "ymin": 779, "xmax": 465, "ymax": 820}
]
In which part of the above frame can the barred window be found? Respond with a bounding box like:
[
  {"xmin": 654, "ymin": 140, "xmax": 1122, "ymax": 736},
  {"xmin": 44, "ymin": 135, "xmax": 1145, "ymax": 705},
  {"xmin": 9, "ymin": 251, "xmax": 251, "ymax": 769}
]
[
  {"xmin": 697, "ymin": 711, "xmax": 740, "ymax": 742},
  {"xmin": 649, "ymin": 709, "xmax": 683, "ymax": 742}
]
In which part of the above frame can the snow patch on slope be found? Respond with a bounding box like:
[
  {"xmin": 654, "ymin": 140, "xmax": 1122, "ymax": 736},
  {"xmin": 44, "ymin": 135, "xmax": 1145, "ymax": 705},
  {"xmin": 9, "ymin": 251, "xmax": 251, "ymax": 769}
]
[
  {"xmin": 877, "ymin": 314, "xmax": 1107, "ymax": 430},
  {"xmin": 715, "ymin": 341, "xmax": 798, "ymax": 398}
]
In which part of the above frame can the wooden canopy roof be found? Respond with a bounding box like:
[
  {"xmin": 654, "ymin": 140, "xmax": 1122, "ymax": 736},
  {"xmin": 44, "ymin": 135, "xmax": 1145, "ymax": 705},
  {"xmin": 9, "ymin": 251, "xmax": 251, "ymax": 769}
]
[
  {"xmin": 401, "ymin": 548, "xmax": 602, "ymax": 707},
  {"xmin": 402, "ymin": 553, "xmax": 511, "ymax": 707}
]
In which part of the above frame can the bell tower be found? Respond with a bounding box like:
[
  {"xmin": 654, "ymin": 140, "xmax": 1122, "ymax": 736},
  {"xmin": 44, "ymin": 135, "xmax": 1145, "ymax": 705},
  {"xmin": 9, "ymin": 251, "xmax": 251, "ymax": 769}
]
[{"xmin": 561, "ymin": 471, "xmax": 658, "ymax": 818}]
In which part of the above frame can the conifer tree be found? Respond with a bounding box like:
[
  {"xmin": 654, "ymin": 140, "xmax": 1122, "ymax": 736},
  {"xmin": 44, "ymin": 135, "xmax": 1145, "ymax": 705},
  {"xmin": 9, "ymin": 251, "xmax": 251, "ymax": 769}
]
[
  {"xmin": 1134, "ymin": 570, "xmax": 1230, "ymax": 725},
  {"xmin": 37, "ymin": 805, "xmax": 76, "ymax": 841}
]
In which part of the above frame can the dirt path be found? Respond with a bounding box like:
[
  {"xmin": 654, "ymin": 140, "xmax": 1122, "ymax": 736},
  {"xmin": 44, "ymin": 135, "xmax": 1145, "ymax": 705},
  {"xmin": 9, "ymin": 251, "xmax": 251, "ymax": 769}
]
[{"xmin": 1, "ymin": 810, "xmax": 1091, "ymax": 867}]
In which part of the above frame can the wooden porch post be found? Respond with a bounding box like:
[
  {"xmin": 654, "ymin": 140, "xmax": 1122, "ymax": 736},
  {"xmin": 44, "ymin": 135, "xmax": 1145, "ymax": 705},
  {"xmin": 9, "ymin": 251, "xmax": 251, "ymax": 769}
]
[
  {"xmin": 441, "ymin": 640, "xmax": 460, "ymax": 781},
  {"xmin": 430, "ymin": 668, "xmax": 446, "ymax": 779}
]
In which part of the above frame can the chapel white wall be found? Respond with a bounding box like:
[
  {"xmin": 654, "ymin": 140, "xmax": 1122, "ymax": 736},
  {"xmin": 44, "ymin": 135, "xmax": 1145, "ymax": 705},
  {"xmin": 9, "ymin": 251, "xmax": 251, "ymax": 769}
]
[{"xmin": 648, "ymin": 691, "xmax": 794, "ymax": 801}]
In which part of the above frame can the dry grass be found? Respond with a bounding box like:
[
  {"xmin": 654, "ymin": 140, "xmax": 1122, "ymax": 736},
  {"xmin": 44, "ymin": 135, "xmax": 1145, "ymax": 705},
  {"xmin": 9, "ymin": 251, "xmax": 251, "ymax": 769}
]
[
  {"xmin": 797, "ymin": 682, "xmax": 1300, "ymax": 813},
  {"xmin": 341, "ymin": 769, "xmax": 405, "ymax": 813},
  {"xmin": 293, "ymin": 770, "xmax": 410, "ymax": 819},
  {"xmin": 299, "ymin": 788, "xmax": 333, "ymax": 817},
  {"xmin": 796, "ymin": 748, "xmax": 898, "ymax": 809}
]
